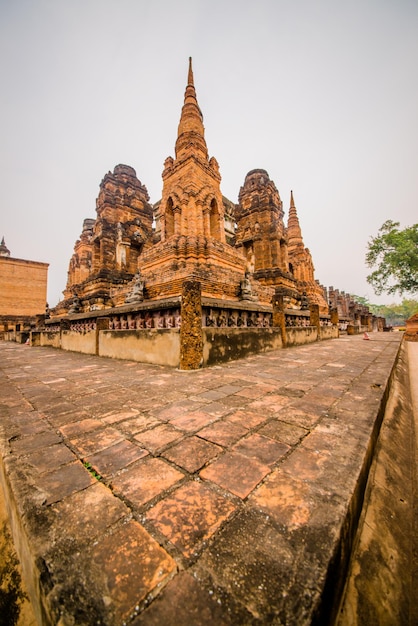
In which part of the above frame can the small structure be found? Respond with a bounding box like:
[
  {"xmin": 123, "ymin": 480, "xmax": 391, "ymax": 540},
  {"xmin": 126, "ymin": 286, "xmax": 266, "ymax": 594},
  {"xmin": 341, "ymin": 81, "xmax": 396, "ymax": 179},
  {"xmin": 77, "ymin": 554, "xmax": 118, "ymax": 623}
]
[{"xmin": 0, "ymin": 237, "xmax": 49, "ymax": 342}]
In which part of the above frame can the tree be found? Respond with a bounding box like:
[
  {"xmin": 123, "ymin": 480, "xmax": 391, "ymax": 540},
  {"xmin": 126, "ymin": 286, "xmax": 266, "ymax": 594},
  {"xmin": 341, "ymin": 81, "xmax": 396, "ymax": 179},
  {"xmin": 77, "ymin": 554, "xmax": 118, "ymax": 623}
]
[{"xmin": 366, "ymin": 220, "xmax": 418, "ymax": 296}]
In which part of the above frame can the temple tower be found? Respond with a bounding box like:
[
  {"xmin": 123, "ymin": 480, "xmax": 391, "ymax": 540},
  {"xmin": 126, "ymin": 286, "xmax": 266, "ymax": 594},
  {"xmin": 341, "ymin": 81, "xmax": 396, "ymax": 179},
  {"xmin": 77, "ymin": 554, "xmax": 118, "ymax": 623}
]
[
  {"xmin": 138, "ymin": 59, "xmax": 256, "ymax": 302},
  {"xmin": 59, "ymin": 164, "xmax": 154, "ymax": 312},
  {"xmin": 156, "ymin": 58, "xmax": 225, "ymax": 243},
  {"xmin": 235, "ymin": 169, "xmax": 298, "ymax": 303},
  {"xmin": 286, "ymin": 191, "xmax": 328, "ymax": 313}
]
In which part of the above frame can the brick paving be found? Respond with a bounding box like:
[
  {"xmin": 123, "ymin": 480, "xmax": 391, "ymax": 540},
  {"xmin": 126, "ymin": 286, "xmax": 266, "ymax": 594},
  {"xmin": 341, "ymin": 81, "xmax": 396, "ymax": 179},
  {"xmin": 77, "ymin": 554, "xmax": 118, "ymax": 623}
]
[{"xmin": 0, "ymin": 334, "xmax": 402, "ymax": 625}]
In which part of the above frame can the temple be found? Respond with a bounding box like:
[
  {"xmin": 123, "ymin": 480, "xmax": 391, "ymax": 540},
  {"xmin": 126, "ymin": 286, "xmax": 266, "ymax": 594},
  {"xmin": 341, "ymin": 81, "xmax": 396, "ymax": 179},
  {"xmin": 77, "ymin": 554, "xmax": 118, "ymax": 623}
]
[
  {"xmin": 53, "ymin": 59, "xmax": 327, "ymax": 317},
  {"xmin": 36, "ymin": 59, "xmax": 383, "ymax": 368}
]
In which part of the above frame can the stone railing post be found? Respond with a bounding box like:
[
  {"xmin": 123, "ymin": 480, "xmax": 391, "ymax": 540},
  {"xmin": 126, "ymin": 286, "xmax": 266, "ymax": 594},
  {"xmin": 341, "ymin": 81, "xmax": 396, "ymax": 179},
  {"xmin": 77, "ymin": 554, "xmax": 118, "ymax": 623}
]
[
  {"xmin": 310, "ymin": 303, "xmax": 321, "ymax": 339},
  {"xmin": 180, "ymin": 281, "xmax": 203, "ymax": 370},
  {"xmin": 330, "ymin": 307, "xmax": 339, "ymax": 337},
  {"xmin": 330, "ymin": 308, "xmax": 339, "ymax": 326},
  {"xmin": 96, "ymin": 317, "xmax": 110, "ymax": 356},
  {"xmin": 272, "ymin": 291, "xmax": 287, "ymax": 348}
]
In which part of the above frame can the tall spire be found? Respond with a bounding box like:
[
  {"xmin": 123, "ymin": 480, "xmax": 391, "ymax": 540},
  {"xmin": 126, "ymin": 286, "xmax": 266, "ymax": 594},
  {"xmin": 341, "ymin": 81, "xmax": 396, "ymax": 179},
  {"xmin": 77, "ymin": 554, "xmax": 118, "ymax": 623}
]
[
  {"xmin": 187, "ymin": 56, "xmax": 194, "ymax": 86},
  {"xmin": 175, "ymin": 57, "xmax": 208, "ymax": 161},
  {"xmin": 287, "ymin": 190, "xmax": 303, "ymax": 243}
]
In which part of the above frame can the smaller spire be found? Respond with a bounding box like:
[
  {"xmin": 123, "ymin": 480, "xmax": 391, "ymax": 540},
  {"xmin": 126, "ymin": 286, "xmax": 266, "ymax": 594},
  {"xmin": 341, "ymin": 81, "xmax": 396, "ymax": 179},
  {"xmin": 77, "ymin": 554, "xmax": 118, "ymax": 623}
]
[
  {"xmin": 287, "ymin": 191, "xmax": 303, "ymax": 244},
  {"xmin": 0, "ymin": 236, "xmax": 10, "ymax": 257}
]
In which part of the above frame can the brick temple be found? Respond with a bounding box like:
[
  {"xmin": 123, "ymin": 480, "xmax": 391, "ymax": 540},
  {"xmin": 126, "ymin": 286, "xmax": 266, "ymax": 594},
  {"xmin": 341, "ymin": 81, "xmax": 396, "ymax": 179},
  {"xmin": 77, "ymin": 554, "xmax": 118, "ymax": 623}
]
[{"xmin": 53, "ymin": 58, "xmax": 328, "ymax": 318}]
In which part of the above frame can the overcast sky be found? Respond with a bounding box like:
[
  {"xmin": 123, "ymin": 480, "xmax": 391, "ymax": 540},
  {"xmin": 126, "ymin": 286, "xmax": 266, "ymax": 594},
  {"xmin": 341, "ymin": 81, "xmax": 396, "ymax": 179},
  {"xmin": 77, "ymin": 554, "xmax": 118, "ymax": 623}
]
[{"xmin": 1, "ymin": 0, "xmax": 417, "ymax": 307}]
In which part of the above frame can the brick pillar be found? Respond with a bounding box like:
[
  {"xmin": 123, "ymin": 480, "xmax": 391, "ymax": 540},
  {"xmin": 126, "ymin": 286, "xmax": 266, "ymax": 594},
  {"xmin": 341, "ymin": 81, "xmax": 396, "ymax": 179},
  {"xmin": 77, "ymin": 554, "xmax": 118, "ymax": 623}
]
[
  {"xmin": 96, "ymin": 317, "xmax": 110, "ymax": 356},
  {"xmin": 310, "ymin": 303, "xmax": 321, "ymax": 339},
  {"xmin": 272, "ymin": 291, "xmax": 287, "ymax": 348},
  {"xmin": 180, "ymin": 281, "xmax": 203, "ymax": 370}
]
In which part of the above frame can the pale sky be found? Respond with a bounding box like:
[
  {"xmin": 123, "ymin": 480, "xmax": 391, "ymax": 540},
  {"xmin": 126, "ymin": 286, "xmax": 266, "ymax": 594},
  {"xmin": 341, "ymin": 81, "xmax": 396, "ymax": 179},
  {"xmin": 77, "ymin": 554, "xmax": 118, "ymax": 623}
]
[{"xmin": 1, "ymin": 0, "xmax": 417, "ymax": 307}]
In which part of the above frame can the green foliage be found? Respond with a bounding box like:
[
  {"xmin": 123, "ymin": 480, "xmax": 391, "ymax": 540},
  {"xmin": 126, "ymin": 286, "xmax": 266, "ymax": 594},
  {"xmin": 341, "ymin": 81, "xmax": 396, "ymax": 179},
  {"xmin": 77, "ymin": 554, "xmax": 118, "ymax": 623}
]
[
  {"xmin": 366, "ymin": 220, "xmax": 418, "ymax": 296},
  {"xmin": 352, "ymin": 294, "xmax": 418, "ymax": 326},
  {"xmin": 82, "ymin": 461, "xmax": 102, "ymax": 481}
]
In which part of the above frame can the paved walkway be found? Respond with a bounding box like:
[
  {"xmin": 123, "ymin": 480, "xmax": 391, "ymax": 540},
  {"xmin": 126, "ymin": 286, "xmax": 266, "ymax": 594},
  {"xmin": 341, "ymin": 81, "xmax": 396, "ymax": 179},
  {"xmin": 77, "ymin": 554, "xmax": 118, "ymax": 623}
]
[{"xmin": 0, "ymin": 334, "xmax": 402, "ymax": 625}]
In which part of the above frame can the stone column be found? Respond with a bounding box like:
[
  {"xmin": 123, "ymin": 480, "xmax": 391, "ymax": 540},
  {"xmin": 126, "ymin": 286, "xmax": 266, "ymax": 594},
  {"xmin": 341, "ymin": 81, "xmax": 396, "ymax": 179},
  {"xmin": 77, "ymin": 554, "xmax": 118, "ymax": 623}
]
[
  {"xmin": 310, "ymin": 303, "xmax": 321, "ymax": 339},
  {"xmin": 96, "ymin": 317, "xmax": 110, "ymax": 356},
  {"xmin": 180, "ymin": 281, "xmax": 203, "ymax": 370},
  {"xmin": 272, "ymin": 291, "xmax": 287, "ymax": 348},
  {"xmin": 330, "ymin": 307, "xmax": 339, "ymax": 337}
]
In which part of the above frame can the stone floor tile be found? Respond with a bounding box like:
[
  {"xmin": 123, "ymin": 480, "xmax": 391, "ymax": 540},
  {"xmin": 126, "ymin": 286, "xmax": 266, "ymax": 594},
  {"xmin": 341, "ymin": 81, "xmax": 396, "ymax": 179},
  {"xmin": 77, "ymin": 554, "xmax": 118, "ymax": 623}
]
[
  {"xmin": 218, "ymin": 395, "xmax": 248, "ymax": 409},
  {"xmin": 272, "ymin": 406, "xmax": 320, "ymax": 429},
  {"xmin": 26, "ymin": 443, "xmax": 76, "ymax": 473},
  {"xmin": 134, "ymin": 424, "xmax": 184, "ymax": 453},
  {"xmin": 51, "ymin": 481, "xmax": 128, "ymax": 541},
  {"xmin": 69, "ymin": 426, "xmax": 124, "ymax": 456},
  {"xmin": 250, "ymin": 467, "xmax": 344, "ymax": 532},
  {"xmin": 92, "ymin": 520, "xmax": 176, "ymax": 624},
  {"xmin": 226, "ymin": 408, "xmax": 269, "ymax": 429},
  {"xmin": 151, "ymin": 404, "xmax": 189, "ymax": 421},
  {"xmin": 234, "ymin": 385, "xmax": 269, "ymax": 399},
  {"xmin": 48, "ymin": 409, "xmax": 92, "ymax": 427},
  {"xmin": 146, "ymin": 481, "xmax": 236, "ymax": 558},
  {"xmin": 233, "ymin": 433, "xmax": 290, "ymax": 465},
  {"xmin": 246, "ymin": 393, "xmax": 292, "ymax": 414},
  {"xmin": 131, "ymin": 571, "xmax": 239, "ymax": 625},
  {"xmin": 162, "ymin": 436, "xmax": 222, "ymax": 473},
  {"xmin": 111, "ymin": 457, "xmax": 184, "ymax": 507},
  {"xmin": 101, "ymin": 409, "xmax": 139, "ymax": 424},
  {"xmin": 194, "ymin": 508, "xmax": 296, "ymax": 622},
  {"xmin": 170, "ymin": 410, "xmax": 217, "ymax": 432},
  {"xmin": 200, "ymin": 451, "xmax": 270, "ymax": 499},
  {"xmin": 195, "ymin": 389, "xmax": 229, "ymax": 401},
  {"xmin": 36, "ymin": 461, "xmax": 96, "ymax": 505},
  {"xmin": 87, "ymin": 440, "xmax": 148, "ymax": 478},
  {"xmin": 258, "ymin": 419, "xmax": 309, "ymax": 445},
  {"xmin": 11, "ymin": 430, "xmax": 62, "ymax": 455},
  {"xmin": 60, "ymin": 418, "xmax": 103, "ymax": 438},
  {"xmin": 118, "ymin": 414, "xmax": 161, "ymax": 435},
  {"xmin": 217, "ymin": 384, "xmax": 244, "ymax": 395},
  {"xmin": 197, "ymin": 420, "xmax": 248, "ymax": 447},
  {"xmin": 12, "ymin": 410, "xmax": 47, "ymax": 426},
  {"xmin": 199, "ymin": 402, "xmax": 231, "ymax": 418}
]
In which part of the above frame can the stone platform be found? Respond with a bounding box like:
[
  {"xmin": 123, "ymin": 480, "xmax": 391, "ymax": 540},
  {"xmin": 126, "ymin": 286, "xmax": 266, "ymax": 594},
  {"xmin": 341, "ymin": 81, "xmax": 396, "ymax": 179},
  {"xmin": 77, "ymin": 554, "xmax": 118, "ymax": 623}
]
[{"xmin": 0, "ymin": 334, "xmax": 402, "ymax": 625}]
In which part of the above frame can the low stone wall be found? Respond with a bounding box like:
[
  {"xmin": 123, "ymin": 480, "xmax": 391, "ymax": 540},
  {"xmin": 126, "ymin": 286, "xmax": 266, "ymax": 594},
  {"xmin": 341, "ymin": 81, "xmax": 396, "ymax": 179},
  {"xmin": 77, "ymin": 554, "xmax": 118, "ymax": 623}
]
[
  {"xmin": 286, "ymin": 326, "xmax": 318, "ymax": 346},
  {"xmin": 31, "ymin": 331, "xmax": 61, "ymax": 349},
  {"xmin": 203, "ymin": 327, "xmax": 283, "ymax": 366},
  {"xmin": 320, "ymin": 325, "xmax": 339, "ymax": 340},
  {"xmin": 61, "ymin": 330, "xmax": 97, "ymax": 355},
  {"xmin": 99, "ymin": 329, "xmax": 181, "ymax": 367},
  {"xmin": 30, "ymin": 285, "xmax": 342, "ymax": 368}
]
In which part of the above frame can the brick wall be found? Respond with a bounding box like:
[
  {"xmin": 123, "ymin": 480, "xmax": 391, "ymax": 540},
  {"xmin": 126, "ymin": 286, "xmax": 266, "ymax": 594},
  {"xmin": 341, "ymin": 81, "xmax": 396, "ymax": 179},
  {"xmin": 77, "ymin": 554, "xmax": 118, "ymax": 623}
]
[{"xmin": 0, "ymin": 256, "xmax": 48, "ymax": 316}]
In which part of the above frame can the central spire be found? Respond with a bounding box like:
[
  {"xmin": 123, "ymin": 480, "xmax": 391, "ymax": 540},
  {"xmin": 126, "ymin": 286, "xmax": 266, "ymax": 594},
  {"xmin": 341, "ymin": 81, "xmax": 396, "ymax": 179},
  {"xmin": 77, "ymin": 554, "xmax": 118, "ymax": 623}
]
[{"xmin": 175, "ymin": 57, "xmax": 208, "ymax": 160}]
